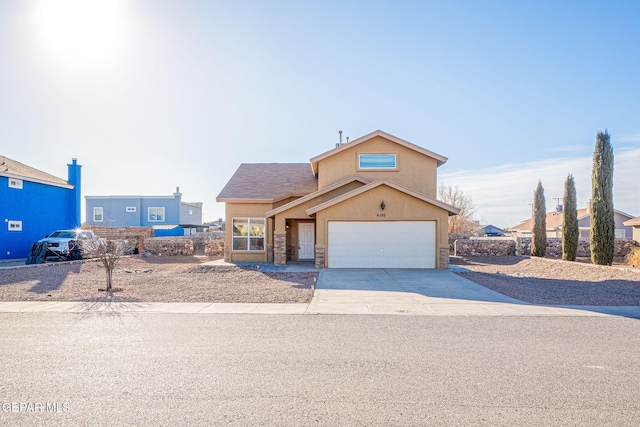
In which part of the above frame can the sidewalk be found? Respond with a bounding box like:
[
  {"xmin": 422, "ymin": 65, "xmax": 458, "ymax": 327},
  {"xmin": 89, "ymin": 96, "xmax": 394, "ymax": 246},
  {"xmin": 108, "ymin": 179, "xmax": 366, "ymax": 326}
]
[{"xmin": 0, "ymin": 300, "xmax": 638, "ymax": 318}]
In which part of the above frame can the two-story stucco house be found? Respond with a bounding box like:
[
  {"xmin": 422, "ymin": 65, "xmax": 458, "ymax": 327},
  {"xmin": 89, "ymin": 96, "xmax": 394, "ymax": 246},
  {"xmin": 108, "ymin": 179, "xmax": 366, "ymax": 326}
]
[
  {"xmin": 0, "ymin": 156, "xmax": 82, "ymax": 259},
  {"xmin": 85, "ymin": 187, "xmax": 204, "ymax": 236},
  {"xmin": 216, "ymin": 130, "xmax": 459, "ymax": 269}
]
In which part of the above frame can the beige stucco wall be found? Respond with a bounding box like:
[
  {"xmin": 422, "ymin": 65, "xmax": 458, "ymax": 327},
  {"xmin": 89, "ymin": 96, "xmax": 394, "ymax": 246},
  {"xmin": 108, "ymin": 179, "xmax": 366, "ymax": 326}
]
[
  {"xmin": 316, "ymin": 136, "xmax": 439, "ymax": 197},
  {"xmin": 631, "ymin": 226, "xmax": 640, "ymax": 243},
  {"xmin": 314, "ymin": 185, "xmax": 449, "ymax": 268},
  {"xmin": 273, "ymin": 181, "xmax": 366, "ymax": 234},
  {"xmin": 225, "ymin": 202, "xmax": 274, "ymax": 262}
]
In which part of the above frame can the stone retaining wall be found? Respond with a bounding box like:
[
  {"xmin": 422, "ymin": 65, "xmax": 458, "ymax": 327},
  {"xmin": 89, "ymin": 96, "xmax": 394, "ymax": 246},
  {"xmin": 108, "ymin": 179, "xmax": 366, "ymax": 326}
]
[
  {"xmin": 143, "ymin": 235, "xmax": 225, "ymax": 257},
  {"xmin": 454, "ymin": 237, "xmax": 638, "ymax": 258}
]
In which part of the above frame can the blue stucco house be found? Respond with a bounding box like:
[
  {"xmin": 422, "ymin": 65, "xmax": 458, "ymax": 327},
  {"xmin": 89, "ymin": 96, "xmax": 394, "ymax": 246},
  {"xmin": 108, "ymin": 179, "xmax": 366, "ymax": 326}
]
[
  {"xmin": 0, "ymin": 156, "xmax": 81, "ymax": 259},
  {"xmin": 85, "ymin": 187, "xmax": 204, "ymax": 236},
  {"xmin": 481, "ymin": 224, "xmax": 504, "ymax": 237}
]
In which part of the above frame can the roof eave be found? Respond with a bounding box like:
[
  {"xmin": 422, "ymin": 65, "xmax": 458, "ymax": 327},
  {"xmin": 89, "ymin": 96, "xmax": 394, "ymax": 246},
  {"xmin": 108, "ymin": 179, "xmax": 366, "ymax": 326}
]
[
  {"xmin": 265, "ymin": 176, "xmax": 371, "ymax": 217},
  {"xmin": 305, "ymin": 179, "xmax": 460, "ymax": 216},
  {"xmin": 216, "ymin": 197, "xmax": 275, "ymax": 204},
  {"xmin": 0, "ymin": 172, "xmax": 73, "ymax": 189}
]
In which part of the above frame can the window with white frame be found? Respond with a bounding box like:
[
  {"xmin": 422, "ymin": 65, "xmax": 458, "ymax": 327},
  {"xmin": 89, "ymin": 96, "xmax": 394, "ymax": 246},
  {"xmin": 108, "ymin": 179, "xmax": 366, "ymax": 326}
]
[
  {"xmin": 358, "ymin": 154, "xmax": 397, "ymax": 169},
  {"xmin": 148, "ymin": 207, "xmax": 165, "ymax": 222},
  {"xmin": 232, "ymin": 218, "xmax": 265, "ymax": 251},
  {"xmin": 615, "ymin": 229, "xmax": 626, "ymax": 238},
  {"xmin": 93, "ymin": 207, "xmax": 103, "ymax": 222},
  {"xmin": 8, "ymin": 220, "xmax": 22, "ymax": 231},
  {"xmin": 8, "ymin": 178, "xmax": 23, "ymax": 189}
]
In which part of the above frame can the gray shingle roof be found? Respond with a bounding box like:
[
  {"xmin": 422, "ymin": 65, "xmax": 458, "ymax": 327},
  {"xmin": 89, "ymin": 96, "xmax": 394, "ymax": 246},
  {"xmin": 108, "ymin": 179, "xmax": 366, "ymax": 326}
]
[
  {"xmin": 216, "ymin": 163, "xmax": 317, "ymax": 201},
  {"xmin": 0, "ymin": 156, "xmax": 69, "ymax": 186}
]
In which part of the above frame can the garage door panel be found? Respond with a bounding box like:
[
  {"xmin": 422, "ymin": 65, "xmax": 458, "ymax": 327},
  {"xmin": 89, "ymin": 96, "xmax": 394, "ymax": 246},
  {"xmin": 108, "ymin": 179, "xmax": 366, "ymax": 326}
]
[{"xmin": 328, "ymin": 221, "xmax": 436, "ymax": 269}]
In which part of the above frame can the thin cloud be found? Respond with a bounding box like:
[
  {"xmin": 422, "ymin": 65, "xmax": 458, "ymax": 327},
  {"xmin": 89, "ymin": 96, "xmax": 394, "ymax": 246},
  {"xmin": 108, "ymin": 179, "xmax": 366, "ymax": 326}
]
[
  {"xmin": 545, "ymin": 144, "xmax": 591, "ymax": 154},
  {"xmin": 614, "ymin": 133, "xmax": 640, "ymax": 144},
  {"xmin": 441, "ymin": 148, "xmax": 640, "ymax": 228}
]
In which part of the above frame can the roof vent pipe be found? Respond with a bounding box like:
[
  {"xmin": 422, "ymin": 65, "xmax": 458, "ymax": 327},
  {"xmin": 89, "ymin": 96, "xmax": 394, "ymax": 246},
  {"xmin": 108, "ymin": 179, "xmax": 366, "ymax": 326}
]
[
  {"xmin": 346, "ymin": 136, "xmax": 349, "ymax": 143},
  {"xmin": 339, "ymin": 130, "xmax": 342, "ymax": 145}
]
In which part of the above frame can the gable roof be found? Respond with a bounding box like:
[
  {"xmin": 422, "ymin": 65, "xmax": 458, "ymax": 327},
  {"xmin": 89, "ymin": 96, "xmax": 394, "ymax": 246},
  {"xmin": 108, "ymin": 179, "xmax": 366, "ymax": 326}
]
[
  {"xmin": 309, "ymin": 130, "xmax": 448, "ymax": 176},
  {"xmin": 305, "ymin": 179, "xmax": 460, "ymax": 216},
  {"xmin": 624, "ymin": 216, "xmax": 640, "ymax": 226},
  {"xmin": 265, "ymin": 176, "xmax": 371, "ymax": 217},
  {"xmin": 509, "ymin": 207, "xmax": 635, "ymax": 231},
  {"xmin": 216, "ymin": 163, "xmax": 318, "ymax": 202},
  {"xmin": 0, "ymin": 155, "xmax": 70, "ymax": 187}
]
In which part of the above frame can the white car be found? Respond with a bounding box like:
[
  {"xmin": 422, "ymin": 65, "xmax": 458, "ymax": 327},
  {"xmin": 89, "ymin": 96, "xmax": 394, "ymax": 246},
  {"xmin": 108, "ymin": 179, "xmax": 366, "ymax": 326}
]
[{"xmin": 38, "ymin": 229, "xmax": 98, "ymax": 260}]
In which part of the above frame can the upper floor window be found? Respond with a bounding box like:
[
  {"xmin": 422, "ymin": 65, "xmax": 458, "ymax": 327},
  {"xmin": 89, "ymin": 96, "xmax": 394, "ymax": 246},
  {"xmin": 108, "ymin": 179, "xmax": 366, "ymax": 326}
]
[
  {"xmin": 149, "ymin": 207, "xmax": 165, "ymax": 222},
  {"xmin": 8, "ymin": 178, "xmax": 23, "ymax": 189},
  {"xmin": 93, "ymin": 207, "xmax": 103, "ymax": 222},
  {"xmin": 358, "ymin": 154, "xmax": 397, "ymax": 170},
  {"xmin": 8, "ymin": 220, "xmax": 22, "ymax": 231}
]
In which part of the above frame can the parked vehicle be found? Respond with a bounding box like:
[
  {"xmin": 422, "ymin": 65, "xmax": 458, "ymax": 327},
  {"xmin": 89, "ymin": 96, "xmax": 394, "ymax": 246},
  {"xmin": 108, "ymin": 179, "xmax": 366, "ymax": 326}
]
[{"xmin": 38, "ymin": 229, "xmax": 98, "ymax": 260}]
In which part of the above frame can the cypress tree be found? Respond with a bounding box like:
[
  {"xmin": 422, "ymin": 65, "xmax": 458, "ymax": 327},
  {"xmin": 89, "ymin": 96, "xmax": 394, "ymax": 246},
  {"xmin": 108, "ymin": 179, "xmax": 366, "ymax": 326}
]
[
  {"xmin": 531, "ymin": 180, "xmax": 547, "ymax": 257},
  {"xmin": 562, "ymin": 174, "xmax": 578, "ymax": 261},
  {"xmin": 590, "ymin": 130, "xmax": 615, "ymax": 265}
]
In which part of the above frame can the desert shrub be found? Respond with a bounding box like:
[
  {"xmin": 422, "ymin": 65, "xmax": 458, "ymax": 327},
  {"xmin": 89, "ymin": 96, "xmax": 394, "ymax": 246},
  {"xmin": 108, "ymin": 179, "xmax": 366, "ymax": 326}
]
[{"xmin": 624, "ymin": 247, "xmax": 640, "ymax": 267}]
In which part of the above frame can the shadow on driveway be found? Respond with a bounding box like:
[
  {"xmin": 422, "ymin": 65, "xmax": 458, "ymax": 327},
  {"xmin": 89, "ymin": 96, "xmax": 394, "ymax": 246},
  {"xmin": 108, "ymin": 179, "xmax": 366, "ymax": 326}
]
[
  {"xmin": 314, "ymin": 268, "xmax": 640, "ymax": 319},
  {"xmin": 316, "ymin": 268, "xmax": 524, "ymax": 303}
]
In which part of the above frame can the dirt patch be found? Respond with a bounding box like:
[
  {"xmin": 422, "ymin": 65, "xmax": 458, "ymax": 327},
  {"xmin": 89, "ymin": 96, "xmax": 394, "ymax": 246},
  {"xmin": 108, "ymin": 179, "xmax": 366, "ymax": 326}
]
[
  {"xmin": 451, "ymin": 256, "xmax": 640, "ymax": 306},
  {"xmin": 0, "ymin": 256, "xmax": 316, "ymax": 303}
]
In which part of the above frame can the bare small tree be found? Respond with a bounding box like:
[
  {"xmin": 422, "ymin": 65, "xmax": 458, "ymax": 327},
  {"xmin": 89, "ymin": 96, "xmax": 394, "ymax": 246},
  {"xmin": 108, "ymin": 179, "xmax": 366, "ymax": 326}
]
[
  {"xmin": 83, "ymin": 239, "xmax": 135, "ymax": 291},
  {"xmin": 438, "ymin": 184, "xmax": 478, "ymax": 235}
]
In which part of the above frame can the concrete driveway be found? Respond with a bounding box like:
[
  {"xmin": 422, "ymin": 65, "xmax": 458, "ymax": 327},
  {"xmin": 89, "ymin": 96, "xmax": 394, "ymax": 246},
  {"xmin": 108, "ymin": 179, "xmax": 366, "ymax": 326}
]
[{"xmin": 307, "ymin": 268, "xmax": 640, "ymax": 317}]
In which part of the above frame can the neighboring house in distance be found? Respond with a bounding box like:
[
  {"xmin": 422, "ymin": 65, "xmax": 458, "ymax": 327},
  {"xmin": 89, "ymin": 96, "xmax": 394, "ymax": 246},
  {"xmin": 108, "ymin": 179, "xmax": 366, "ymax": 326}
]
[
  {"xmin": 0, "ymin": 156, "xmax": 82, "ymax": 259},
  {"xmin": 478, "ymin": 224, "xmax": 504, "ymax": 237},
  {"xmin": 85, "ymin": 187, "xmax": 205, "ymax": 236},
  {"xmin": 507, "ymin": 203, "xmax": 634, "ymax": 239},
  {"xmin": 623, "ymin": 216, "xmax": 640, "ymax": 243},
  {"xmin": 216, "ymin": 130, "xmax": 460, "ymax": 269}
]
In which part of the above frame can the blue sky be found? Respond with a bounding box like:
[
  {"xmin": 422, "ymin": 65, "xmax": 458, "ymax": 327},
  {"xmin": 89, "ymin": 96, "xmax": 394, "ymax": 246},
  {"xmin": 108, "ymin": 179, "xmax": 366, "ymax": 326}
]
[{"xmin": 1, "ymin": 0, "xmax": 638, "ymax": 227}]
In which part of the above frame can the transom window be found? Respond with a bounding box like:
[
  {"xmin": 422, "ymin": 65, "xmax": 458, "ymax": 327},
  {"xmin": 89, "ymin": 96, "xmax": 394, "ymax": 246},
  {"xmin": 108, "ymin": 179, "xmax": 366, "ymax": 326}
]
[
  {"xmin": 358, "ymin": 154, "xmax": 397, "ymax": 169},
  {"xmin": 148, "ymin": 207, "xmax": 165, "ymax": 222},
  {"xmin": 232, "ymin": 218, "xmax": 265, "ymax": 251},
  {"xmin": 93, "ymin": 207, "xmax": 103, "ymax": 222}
]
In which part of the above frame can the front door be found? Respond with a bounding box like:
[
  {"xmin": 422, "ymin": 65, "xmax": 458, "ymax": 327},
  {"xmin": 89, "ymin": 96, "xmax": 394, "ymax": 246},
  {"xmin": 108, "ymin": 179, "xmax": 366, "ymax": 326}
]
[{"xmin": 298, "ymin": 223, "xmax": 315, "ymax": 260}]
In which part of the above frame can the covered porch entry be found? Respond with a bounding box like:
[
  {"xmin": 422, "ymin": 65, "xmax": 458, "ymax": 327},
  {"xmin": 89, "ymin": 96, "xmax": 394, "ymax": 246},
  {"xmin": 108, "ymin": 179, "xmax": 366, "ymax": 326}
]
[{"xmin": 273, "ymin": 219, "xmax": 316, "ymax": 266}]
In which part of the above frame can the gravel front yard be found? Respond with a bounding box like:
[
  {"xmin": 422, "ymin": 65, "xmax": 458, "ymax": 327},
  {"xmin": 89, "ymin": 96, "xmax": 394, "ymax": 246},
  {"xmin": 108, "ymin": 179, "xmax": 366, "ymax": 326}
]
[
  {"xmin": 451, "ymin": 255, "xmax": 640, "ymax": 306},
  {"xmin": 0, "ymin": 256, "xmax": 316, "ymax": 303},
  {"xmin": 2, "ymin": 254, "xmax": 639, "ymax": 306}
]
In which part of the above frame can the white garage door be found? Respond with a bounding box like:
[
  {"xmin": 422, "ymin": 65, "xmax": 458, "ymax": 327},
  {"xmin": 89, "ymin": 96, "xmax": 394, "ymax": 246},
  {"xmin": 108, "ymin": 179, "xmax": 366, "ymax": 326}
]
[{"xmin": 328, "ymin": 221, "xmax": 436, "ymax": 268}]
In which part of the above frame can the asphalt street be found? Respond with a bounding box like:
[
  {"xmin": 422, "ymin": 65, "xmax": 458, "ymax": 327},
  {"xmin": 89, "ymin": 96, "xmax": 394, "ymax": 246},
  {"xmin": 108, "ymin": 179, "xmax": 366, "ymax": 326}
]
[{"xmin": 1, "ymin": 313, "xmax": 639, "ymax": 426}]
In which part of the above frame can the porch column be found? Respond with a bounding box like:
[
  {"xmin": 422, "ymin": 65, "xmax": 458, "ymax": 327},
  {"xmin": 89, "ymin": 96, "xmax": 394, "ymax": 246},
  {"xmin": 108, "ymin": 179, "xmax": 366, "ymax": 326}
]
[
  {"xmin": 314, "ymin": 246, "xmax": 325, "ymax": 269},
  {"xmin": 274, "ymin": 233, "xmax": 286, "ymax": 265},
  {"xmin": 438, "ymin": 247, "xmax": 449, "ymax": 269},
  {"xmin": 273, "ymin": 215, "xmax": 287, "ymax": 266}
]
